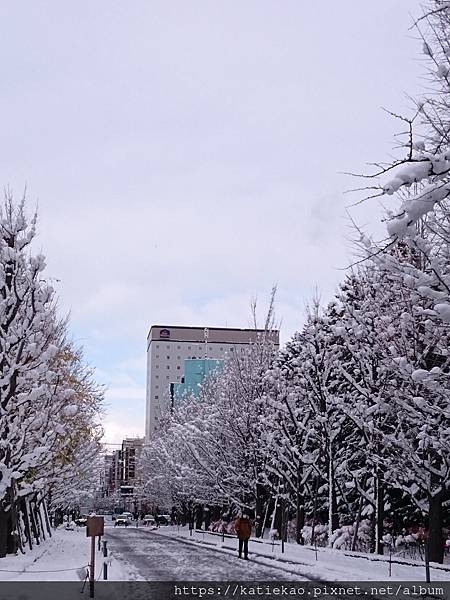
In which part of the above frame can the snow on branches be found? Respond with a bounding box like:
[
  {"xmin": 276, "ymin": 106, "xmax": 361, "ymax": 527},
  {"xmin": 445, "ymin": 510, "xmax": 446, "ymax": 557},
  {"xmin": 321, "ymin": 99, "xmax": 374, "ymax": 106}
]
[{"xmin": 0, "ymin": 195, "xmax": 103, "ymax": 556}]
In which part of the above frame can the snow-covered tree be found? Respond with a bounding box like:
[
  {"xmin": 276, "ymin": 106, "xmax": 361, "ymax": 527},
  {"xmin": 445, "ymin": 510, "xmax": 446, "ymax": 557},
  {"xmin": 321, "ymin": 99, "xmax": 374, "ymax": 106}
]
[
  {"xmin": 0, "ymin": 195, "xmax": 103, "ymax": 556},
  {"xmin": 140, "ymin": 292, "xmax": 279, "ymax": 529},
  {"xmin": 347, "ymin": 1, "xmax": 450, "ymax": 562}
]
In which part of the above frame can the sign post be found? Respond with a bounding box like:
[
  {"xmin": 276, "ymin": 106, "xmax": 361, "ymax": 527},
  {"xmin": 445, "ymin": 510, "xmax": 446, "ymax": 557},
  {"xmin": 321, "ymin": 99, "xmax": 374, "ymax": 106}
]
[{"xmin": 86, "ymin": 516, "xmax": 104, "ymax": 598}]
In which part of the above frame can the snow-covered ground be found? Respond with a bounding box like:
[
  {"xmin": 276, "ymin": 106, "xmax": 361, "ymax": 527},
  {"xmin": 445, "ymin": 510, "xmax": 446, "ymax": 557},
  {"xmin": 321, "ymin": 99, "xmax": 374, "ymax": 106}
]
[
  {"xmin": 1, "ymin": 523, "xmax": 450, "ymax": 584},
  {"xmin": 148, "ymin": 525, "xmax": 450, "ymax": 582},
  {"xmin": 0, "ymin": 525, "xmax": 133, "ymax": 582}
]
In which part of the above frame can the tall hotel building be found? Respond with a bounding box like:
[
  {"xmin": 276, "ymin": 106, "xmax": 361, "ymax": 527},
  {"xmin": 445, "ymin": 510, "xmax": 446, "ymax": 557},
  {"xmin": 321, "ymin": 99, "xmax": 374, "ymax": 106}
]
[{"xmin": 145, "ymin": 325, "xmax": 279, "ymax": 440}]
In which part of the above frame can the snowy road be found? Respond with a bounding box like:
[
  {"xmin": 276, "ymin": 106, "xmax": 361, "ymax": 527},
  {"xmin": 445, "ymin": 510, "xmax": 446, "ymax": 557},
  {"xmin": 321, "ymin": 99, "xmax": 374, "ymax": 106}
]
[{"xmin": 105, "ymin": 527, "xmax": 303, "ymax": 581}]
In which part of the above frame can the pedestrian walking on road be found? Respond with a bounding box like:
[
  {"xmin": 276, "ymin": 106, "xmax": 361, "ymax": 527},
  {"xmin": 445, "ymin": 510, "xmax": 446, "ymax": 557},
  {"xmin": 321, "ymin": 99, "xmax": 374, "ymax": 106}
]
[{"xmin": 235, "ymin": 513, "xmax": 251, "ymax": 559}]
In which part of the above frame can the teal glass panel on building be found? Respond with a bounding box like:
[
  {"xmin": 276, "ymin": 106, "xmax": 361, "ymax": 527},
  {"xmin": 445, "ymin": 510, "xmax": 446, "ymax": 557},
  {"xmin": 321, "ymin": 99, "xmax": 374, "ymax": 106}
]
[{"xmin": 172, "ymin": 359, "xmax": 224, "ymax": 403}]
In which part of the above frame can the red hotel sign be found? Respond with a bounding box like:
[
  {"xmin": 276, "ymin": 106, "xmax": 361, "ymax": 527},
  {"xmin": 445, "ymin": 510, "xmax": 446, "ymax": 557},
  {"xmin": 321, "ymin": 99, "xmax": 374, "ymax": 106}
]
[{"xmin": 159, "ymin": 328, "xmax": 170, "ymax": 339}]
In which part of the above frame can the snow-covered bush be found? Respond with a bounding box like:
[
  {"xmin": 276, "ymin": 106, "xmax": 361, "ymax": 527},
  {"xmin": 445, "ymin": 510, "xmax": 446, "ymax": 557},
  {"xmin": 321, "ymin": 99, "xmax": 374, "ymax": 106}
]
[
  {"xmin": 269, "ymin": 528, "xmax": 279, "ymax": 540},
  {"xmin": 301, "ymin": 524, "xmax": 328, "ymax": 547},
  {"xmin": 329, "ymin": 520, "xmax": 372, "ymax": 552},
  {"xmin": 209, "ymin": 520, "xmax": 229, "ymax": 533}
]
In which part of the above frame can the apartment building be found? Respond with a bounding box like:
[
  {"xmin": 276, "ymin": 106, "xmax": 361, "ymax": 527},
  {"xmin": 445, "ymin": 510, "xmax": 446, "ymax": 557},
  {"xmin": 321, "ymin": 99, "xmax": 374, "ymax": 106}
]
[
  {"xmin": 101, "ymin": 437, "xmax": 144, "ymax": 497},
  {"xmin": 145, "ymin": 325, "xmax": 279, "ymax": 439}
]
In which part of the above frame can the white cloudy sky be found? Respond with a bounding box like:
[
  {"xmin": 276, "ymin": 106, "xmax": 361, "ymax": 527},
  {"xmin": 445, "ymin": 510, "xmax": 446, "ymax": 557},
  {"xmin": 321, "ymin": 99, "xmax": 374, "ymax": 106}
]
[{"xmin": 0, "ymin": 1, "xmax": 424, "ymax": 443}]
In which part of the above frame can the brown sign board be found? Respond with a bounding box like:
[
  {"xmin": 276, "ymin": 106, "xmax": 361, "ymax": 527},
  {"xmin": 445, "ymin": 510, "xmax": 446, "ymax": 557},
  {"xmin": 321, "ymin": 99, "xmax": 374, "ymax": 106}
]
[{"xmin": 86, "ymin": 516, "xmax": 104, "ymax": 537}]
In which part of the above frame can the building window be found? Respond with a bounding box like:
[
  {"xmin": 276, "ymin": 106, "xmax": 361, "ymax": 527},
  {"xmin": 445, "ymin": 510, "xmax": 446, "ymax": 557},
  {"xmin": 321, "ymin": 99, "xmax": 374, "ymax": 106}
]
[
  {"xmin": 188, "ymin": 346, "xmax": 191, "ymax": 350},
  {"xmin": 177, "ymin": 366, "xmax": 180, "ymax": 370},
  {"xmin": 166, "ymin": 345, "xmax": 170, "ymax": 349},
  {"xmin": 167, "ymin": 365, "xmax": 170, "ymax": 369},
  {"xmin": 156, "ymin": 345, "xmax": 159, "ymax": 348},
  {"xmin": 220, "ymin": 347, "xmax": 223, "ymax": 351},
  {"xmin": 167, "ymin": 355, "xmax": 170, "ymax": 359},
  {"xmin": 177, "ymin": 345, "xmax": 181, "ymax": 349},
  {"xmin": 166, "ymin": 375, "xmax": 169, "ymax": 379},
  {"xmin": 156, "ymin": 354, "xmax": 159, "ymax": 358},
  {"xmin": 177, "ymin": 355, "xmax": 180, "ymax": 359},
  {"xmin": 156, "ymin": 385, "xmax": 159, "ymax": 389},
  {"xmin": 155, "ymin": 375, "xmax": 159, "ymax": 379},
  {"xmin": 154, "ymin": 395, "xmax": 159, "ymax": 399},
  {"xmin": 156, "ymin": 365, "xmax": 159, "ymax": 368}
]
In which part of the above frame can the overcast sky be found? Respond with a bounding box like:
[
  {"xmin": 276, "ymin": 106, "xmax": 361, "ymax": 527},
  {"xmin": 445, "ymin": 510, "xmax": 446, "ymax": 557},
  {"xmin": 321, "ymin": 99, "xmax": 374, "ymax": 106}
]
[{"xmin": 0, "ymin": 1, "xmax": 425, "ymax": 443}]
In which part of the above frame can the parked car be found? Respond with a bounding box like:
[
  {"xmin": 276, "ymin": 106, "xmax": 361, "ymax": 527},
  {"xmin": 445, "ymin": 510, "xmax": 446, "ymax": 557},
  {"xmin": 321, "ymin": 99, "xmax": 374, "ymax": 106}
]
[
  {"xmin": 114, "ymin": 517, "xmax": 130, "ymax": 527},
  {"xmin": 74, "ymin": 515, "xmax": 88, "ymax": 526},
  {"xmin": 157, "ymin": 514, "xmax": 170, "ymax": 526},
  {"xmin": 142, "ymin": 515, "xmax": 156, "ymax": 526},
  {"xmin": 122, "ymin": 512, "xmax": 134, "ymax": 520}
]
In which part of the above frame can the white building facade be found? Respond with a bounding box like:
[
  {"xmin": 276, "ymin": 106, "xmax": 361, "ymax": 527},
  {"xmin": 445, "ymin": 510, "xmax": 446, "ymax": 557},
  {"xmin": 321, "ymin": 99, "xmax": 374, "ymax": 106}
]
[{"xmin": 145, "ymin": 325, "xmax": 279, "ymax": 440}]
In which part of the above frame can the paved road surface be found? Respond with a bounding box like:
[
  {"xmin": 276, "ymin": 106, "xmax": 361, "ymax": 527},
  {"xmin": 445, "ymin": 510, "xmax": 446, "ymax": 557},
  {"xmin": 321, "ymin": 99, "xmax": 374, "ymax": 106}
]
[{"xmin": 105, "ymin": 527, "xmax": 302, "ymax": 581}]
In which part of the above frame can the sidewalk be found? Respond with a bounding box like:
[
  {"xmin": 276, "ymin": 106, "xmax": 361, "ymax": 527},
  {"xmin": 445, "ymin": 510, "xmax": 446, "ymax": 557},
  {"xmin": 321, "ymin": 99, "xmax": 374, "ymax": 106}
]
[
  {"xmin": 149, "ymin": 526, "xmax": 450, "ymax": 582},
  {"xmin": 0, "ymin": 526, "xmax": 131, "ymax": 581}
]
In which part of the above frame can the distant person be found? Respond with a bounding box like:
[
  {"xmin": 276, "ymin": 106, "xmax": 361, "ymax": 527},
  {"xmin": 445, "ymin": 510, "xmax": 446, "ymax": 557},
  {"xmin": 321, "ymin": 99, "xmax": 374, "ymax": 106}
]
[{"xmin": 235, "ymin": 513, "xmax": 252, "ymax": 559}]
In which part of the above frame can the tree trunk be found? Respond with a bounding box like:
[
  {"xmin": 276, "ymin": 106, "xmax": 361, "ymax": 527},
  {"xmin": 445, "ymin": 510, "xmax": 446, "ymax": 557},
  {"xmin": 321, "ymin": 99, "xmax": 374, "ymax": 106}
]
[
  {"xmin": 351, "ymin": 491, "xmax": 364, "ymax": 552},
  {"xmin": 9, "ymin": 506, "xmax": 18, "ymax": 554},
  {"xmin": 428, "ymin": 492, "xmax": 444, "ymax": 564},
  {"xmin": 0, "ymin": 486, "xmax": 15, "ymax": 556},
  {"xmin": 21, "ymin": 498, "xmax": 33, "ymax": 551},
  {"xmin": 328, "ymin": 442, "xmax": 338, "ymax": 545},
  {"xmin": 195, "ymin": 505, "xmax": 203, "ymax": 529},
  {"xmin": 311, "ymin": 477, "xmax": 319, "ymax": 545},
  {"xmin": 295, "ymin": 480, "xmax": 305, "ymax": 544},
  {"xmin": 255, "ymin": 482, "xmax": 266, "ymax": 538},
  {"xmin": 270, "ymin": 495, "xmax": 279, "ymax": 536},
  {"xmin": 261, "ymin": 497, "xmax": 271, "ymax": 539},
  {"xmin": 29, "ymin": 500, "xmax": 40, "ymax": 546},
  {"xmin": 0, "ymin": 507, "xmax": 9, "ymax": 558},
  {"xmin": 42, "ymin": 500, "xmax": 52, "ymax": 538},
  {"xmin": 274, "ymin": 499, "xmax": 282, "ymax": 539},
  {"xmin": 203, "ymin": 507, "xmax": 211, "ymax": 531},
  {"xmin": 375, "ymin": 476, "xmax": 384, "ymax": 555}
]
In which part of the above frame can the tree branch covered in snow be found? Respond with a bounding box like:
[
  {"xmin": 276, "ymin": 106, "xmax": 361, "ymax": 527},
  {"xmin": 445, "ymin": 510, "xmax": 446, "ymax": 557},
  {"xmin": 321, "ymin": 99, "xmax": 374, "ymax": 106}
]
[{"xmin": 0, "ymin": 195, "xmax": 103, "ymax": 557}]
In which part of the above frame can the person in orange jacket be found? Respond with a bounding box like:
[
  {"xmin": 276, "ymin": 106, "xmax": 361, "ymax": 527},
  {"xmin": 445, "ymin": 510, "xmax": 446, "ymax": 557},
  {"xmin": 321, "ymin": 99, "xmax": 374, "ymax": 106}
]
[{"xmin": 235, "ymin": 513, "xmax": 252, "ymax": 559}]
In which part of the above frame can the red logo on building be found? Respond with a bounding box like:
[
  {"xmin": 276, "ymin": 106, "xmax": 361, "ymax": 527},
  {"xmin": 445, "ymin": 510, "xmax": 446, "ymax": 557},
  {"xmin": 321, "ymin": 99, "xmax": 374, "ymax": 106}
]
[{"xmin": 160, "ymin": 328, "xmax": 170, "ymax": 339}]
